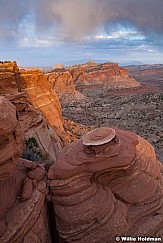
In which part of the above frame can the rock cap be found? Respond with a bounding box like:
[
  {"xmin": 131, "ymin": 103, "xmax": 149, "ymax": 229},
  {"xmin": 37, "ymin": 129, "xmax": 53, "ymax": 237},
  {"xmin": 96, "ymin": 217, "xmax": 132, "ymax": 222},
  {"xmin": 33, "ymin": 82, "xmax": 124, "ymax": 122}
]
[{"xmin": 82, "ymin": 127, "xmax": 116, "ymax": 146}]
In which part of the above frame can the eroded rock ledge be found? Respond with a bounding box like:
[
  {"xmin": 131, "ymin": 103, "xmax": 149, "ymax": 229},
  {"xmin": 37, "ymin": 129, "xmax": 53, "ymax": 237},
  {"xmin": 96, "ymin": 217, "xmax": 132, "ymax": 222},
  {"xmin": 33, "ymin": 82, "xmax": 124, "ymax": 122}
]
[{"xmin": 0, "ymin": 97, "xmax": 52, "ymax": 243}]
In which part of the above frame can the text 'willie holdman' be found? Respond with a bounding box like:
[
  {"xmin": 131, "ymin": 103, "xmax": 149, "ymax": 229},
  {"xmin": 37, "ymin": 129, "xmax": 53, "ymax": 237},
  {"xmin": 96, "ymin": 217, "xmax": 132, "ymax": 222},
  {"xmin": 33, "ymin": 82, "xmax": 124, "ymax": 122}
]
[{"xmin": 115, "ymin": 236, "xmax": 162, "ymax": 242}]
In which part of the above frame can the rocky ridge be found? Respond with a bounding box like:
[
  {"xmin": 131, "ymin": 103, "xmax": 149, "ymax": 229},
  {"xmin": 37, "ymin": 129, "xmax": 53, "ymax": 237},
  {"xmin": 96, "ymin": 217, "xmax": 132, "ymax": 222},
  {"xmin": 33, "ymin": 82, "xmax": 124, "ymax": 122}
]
[
  {"xmin": 45, "ymin": 61, "xmax": 140, "ymax": 102},
  {"xmin": 126, "ymin": 64, "xmax": 163, "ymax": 90}
]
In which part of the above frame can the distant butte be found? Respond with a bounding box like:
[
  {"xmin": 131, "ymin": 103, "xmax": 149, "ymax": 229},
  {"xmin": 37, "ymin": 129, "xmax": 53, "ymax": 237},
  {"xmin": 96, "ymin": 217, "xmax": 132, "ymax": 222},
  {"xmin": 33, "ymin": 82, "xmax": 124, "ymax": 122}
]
[{"xmin": 45, "ymin": 61, "xmax": 140, "ymax": 101}]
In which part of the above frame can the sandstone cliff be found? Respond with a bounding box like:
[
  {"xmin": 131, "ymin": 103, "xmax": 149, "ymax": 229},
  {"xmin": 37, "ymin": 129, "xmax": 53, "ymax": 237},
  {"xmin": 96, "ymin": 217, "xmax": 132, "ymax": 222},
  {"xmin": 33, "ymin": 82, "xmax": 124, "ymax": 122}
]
[
  {"xmin": 72, "ymin": 62, "xmax": 140, "ymax": 89},
  {"xmin": 45, "ymin": 68, "xmax": 88, "ymax": 105},
  {"xmin": 0, "ymin": 61, "xmax": 20, "ymax": 94},
  {"xmin": 6, "ymin": 93, "xmax": 63, "ymax": 162},
  {"xmin": 46, "ymin": 62, "xmax": 140, "ymax": 93},
  {"xmin": 0, "ymin": 97, "xmax": 52, "ymax": 243},
  {"xmin": 19, "ymin": 69, "xmax": 64, "ymax": 134},
  {"xmin": 0, "ymin": 61, "xmax": 89, "ymax": 160}
]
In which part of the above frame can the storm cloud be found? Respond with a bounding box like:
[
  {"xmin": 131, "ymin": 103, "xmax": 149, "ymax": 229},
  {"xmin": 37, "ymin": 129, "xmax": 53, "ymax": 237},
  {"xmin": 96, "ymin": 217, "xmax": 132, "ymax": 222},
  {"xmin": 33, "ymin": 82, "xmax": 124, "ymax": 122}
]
[{"xmin": 0, "ymin": 0, "xmax": 163, "ymax": 41}]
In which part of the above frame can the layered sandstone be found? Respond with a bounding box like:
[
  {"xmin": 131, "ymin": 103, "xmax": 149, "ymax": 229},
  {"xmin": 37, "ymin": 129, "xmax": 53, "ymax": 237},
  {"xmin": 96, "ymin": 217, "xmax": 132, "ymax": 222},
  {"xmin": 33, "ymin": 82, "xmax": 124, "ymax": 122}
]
[
  {"xmin": 45, "ymin": 69, "xmax": 87, "ymax": 105},
  {"xmin": 0, "ymin": 61, "xmax": 20, "ymax": 94},
  {"xmin": 0, "ymin": 97, "xmax": 52, "ymax": 243},
  {"xmin": 0, "ymin": 61, "xmax": 64, "ymax": 134},
  {"xmin": 46, "ymin": 62, "xmax": 140, "ymax": 93},
  {"xmin": 49, "ymin": 127, "xmax": 163, "ymax": 243},
  {"xmin": 6, "ymin": 93, "xmax": 62, "ymax": 162},
  {"xmin": 72, "ymin": 62, "xmax": 140, "ymax": 89},
  {"xmin": 46, "ymin": 62, "xmax": 140, "ymax": 100},
  {"xmin": 19, "ymin": 69, "xmax": 64, "ymax": 133},
  {"xmin": 46, "ymin": 70, "xmax": 75, "ymax": 93},
  {"xmin": 0, "ymin": 61, "xmax": 89, "ymax": 157},
  {"xmin": 0, "ymin": 97, "xmax": 23, "ymax": 181}
]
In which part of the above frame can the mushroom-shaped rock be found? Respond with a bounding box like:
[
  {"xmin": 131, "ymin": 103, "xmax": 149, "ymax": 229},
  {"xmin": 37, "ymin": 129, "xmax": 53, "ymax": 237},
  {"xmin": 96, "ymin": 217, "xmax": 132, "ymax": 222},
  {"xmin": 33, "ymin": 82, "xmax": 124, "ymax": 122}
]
[
  {"xmin": 48, "ymin": 127, "xmax": 163, "ymax": 243},
  {"xmin": 82, "ymin": 127, "xmax": 116, "ymax": 145}
]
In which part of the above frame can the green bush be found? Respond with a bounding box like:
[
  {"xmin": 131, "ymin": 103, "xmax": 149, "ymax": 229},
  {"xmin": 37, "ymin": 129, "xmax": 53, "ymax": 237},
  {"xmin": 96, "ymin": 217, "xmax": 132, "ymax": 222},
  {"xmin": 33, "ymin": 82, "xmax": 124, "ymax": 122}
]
[{"xmin": 21, "ymin": 137, "xmax": 42, "ymax": 162}]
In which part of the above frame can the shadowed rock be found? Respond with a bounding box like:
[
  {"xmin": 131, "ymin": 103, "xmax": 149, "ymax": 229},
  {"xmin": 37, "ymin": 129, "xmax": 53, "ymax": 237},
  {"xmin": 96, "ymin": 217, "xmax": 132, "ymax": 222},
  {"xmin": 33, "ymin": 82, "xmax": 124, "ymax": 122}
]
[
  {"xmin": 49, "ymin": 127, "xmax": 163, "ymax": 243},
  {"xmin": 0, "ymin": 61, "xmax": 20, "ymax": 94},
  {"xmin": 0, "ymin": 97, "xmax": 23, "ymax": 181},
  {"xmin": 0, "ymin": 97, "xmax": 52, "ymax": 243}
]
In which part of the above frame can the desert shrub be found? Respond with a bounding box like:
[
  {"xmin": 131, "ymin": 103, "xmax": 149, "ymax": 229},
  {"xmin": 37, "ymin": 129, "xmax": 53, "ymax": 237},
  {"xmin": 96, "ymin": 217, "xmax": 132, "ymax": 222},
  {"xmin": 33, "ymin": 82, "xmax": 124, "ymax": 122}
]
[
  {"xmin": 25, "ymin": 137, "xmax": 38, "ymax": 150},
  {"xmin": 21, "ymin": 137, "xmax": 42, "ymax": 162}
]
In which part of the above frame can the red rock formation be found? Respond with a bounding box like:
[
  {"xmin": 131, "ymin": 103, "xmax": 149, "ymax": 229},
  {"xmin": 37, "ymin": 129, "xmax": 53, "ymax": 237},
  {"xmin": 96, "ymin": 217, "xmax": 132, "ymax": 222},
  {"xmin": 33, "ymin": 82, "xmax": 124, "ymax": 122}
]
[
  {"xmin": 0, "ymin": 97, "xmax": 52, "ymax": 243},
  {"xmin": 18, "ymin": 69, "xmax": 86, "ymax": 144},
  {"xmin": 0, "ymin": 97, "xmax": 23, "ymax": 181},
  {"xmin": 19, "ymin": 69, "xmax": 64, "ymax": 133},
  {"xmin": 45, "ymin": 69, "xmax": 87, "ymax": 105},
  {"xmin": 49, "ymin": 127, "xmax": 163, "ymax": 243},
  {"xmin": 0, "ymin": 61, "xmax": 20, "ymax": 94},
  {"xmin": 7, "ymin": 93, "xmax": 62, "ymax": 161},
  {"xmin": 46, "ymin": 71, "xmax": 75, "ymax": 93},
  {"xmin": 73, "ymin": 62, "xmax": 140, "ymax": 90},
  {"xmin": 0, "ymin": 61, "xmax": 88, "ymax": 158},
  {"xmin": 46, "ymin": 62, "xmax": 140, "ymax": 96},
  {"xmin": 0, "ymin": 61, "xmax": 64, "ymax": 134}
]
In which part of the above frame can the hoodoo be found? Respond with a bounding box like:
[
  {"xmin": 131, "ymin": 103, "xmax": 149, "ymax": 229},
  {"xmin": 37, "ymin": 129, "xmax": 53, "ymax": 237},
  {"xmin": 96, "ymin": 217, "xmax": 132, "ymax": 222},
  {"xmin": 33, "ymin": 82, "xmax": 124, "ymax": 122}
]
[{"xmin": 49, "ymin": 127, "xmax": 163, "ymax": 243}]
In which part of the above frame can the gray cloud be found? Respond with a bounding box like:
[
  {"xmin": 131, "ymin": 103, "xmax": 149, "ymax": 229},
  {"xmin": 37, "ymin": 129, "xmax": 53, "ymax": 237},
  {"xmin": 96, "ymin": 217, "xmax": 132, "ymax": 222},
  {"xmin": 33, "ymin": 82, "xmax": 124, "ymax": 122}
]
[
  {"xmin": 0, "ymin": 0, "xmax": 30, "ymax": 39},
  {"xmin": 32, "ymin": 0, "xmax": 163, "ymax": 40},
  {"xmin": 0, "ymin": 0, "xmax": 163, "ymax": 41}
]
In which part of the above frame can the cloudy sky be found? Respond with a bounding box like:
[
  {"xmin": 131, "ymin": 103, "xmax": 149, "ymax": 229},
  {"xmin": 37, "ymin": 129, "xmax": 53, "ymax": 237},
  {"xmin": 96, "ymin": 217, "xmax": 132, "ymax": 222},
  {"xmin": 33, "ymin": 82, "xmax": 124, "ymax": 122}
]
[{"xmin": 0, "ymin": 0, "xmax": 163, "ymax": 66}]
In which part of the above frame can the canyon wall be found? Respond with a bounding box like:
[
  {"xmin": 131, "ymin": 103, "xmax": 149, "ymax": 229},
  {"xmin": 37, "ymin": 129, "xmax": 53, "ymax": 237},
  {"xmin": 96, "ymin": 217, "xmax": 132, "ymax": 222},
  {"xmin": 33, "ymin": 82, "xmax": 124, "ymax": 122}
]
[
  {"xmin": 0, "ymin": 61, "xmax": 19, "ymax": 94},
  {"xmin": 46, "ymin": 62, "xmax": 140, "ymax": 96},
  {"xmin": 0, "ymin": 97, "xmax": 52, "ymax": 243},
  {"xmin": 19, "ymin": 69, "xmax": 64, "ymax": 134}
]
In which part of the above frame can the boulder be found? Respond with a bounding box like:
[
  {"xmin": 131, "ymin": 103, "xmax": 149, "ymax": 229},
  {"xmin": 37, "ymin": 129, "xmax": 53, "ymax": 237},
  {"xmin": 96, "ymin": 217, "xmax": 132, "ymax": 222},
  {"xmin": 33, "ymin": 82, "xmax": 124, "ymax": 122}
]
[{"xmin": 49, "ymin": 127, "xmax": 163, "ymax": 243}]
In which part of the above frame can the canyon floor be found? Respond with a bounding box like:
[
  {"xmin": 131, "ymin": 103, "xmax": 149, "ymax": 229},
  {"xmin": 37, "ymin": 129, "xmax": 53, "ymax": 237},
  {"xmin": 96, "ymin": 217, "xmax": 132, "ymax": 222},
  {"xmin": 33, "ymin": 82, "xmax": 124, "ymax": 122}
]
[{"xmin": 62, "ymin": 65, "xmax": 163, "ymax": 163}]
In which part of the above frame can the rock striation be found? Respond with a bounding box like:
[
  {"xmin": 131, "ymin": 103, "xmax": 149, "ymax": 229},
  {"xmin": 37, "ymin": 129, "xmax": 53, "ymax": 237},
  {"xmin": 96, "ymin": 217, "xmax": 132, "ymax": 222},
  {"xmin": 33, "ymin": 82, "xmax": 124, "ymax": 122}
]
[
  {"xmin": 0, "ymin": 61, "xmax": 86, "ymax": 158},
  {"xmin": 45, "ymin": 69, "xmax": 87, "ymax": 105},
  {"xmin": 72, "ymin": 62, "xmax": 140, "ymax": 89},
  {"xmin": 0, "ymin": 61, "xmax": 20, "ymax": 94},
  {"xmin": 0, "ymin": 61, "xmax": 65, "ymax": 135},
  {"xmin": 46, "ymin": 62, "xmax": 140, "ymax": 96},
  {"xmin": 0, "ymin": 97, "xmax": 23, "ymax": 181},
  {"xmin": 6, "ymin": 92, "xmax": 63, "ymax": 162},
  {"xmin": 0, "ymin": 97, "xmax": 52, "ymax": 243},
  {"xmin": 19, "ymin": 69, "xmax": 64, "ymax": 134},
  {"xmin": 48, "ymin": 127, "xmax": 163, "ymax": 243}
]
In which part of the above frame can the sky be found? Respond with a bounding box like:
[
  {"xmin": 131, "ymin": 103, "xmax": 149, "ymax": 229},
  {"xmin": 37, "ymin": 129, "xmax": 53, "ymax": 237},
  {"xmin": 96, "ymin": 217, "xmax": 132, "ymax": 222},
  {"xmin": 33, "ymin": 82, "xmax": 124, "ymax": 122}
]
[{"xmin": 0, "ymin": 0, "xmax": 163, "ymax": 67}]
